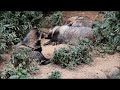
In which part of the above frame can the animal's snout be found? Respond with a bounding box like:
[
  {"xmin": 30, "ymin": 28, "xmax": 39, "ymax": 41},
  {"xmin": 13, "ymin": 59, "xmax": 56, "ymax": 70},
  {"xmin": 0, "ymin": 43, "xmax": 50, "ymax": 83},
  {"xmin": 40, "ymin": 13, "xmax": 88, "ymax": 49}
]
[
  {"xmin": 45, "ymin": 33, "xmax": 52, "ymax": 39},
  {"xmin": 41, "ymin": 33, "xmax": 49, "ymax": 39}
]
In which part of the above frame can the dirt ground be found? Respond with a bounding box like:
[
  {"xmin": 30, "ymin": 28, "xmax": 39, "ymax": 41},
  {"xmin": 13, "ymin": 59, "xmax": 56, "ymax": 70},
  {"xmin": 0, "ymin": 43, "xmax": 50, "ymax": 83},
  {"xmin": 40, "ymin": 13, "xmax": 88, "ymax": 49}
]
[
  {"xmin": 0, "ymin": 11, "xmax": 120, "ymax": 79},
  {"xmin": 32, "ymin": 11, "xmax": 120, "ymax": 79},
  {"xmin": 62, "ymin": 11, "xmax": 100, "ymax": 23},
  {"xmin": 32, "ymin": 39, "xmax": 120, "ymax": 79}
]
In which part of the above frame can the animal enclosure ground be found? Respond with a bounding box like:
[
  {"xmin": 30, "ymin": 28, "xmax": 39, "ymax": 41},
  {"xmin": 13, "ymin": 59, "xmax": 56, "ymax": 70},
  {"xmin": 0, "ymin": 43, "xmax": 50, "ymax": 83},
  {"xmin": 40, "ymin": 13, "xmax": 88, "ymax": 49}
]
[
  {"xmin": 0, "ymin": 11, "xmax": 120, "ymax": 79},
  {"xmin": 32, "ymin": 39, "xmax": 120, "ymax": 79}
]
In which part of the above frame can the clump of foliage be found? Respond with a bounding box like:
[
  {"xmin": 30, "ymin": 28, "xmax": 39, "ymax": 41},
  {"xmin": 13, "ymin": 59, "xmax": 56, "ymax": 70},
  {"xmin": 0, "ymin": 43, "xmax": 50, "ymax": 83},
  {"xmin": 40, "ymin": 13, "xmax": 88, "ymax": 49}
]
[
  {"xmin": 0, "ymin": 11, "xmax": 63, "ymax": 60},
  {"xmin": 0, "ymin": 11, "xmax": 42, "ymax": 60},
  {"xmin": 0, "ymin": 11, "xmax": 43, "ymax": 40},
  {"xmin": 1, "ymin": 47, "xmax": 39, "ymax": 79},
  {"xmin": 39, "ymin": 11, "xmax": 63, "ymax": 28},
  {"xmin": 1, "ymin": 61, "xmax": 39, "ymax": 79},
  {"xmin": 47, "ymin": 11, "xmax": 63, "ymax": 27},
  {"xmin": 93, "ymin": 11, "xmax": 120, "ymax": 54},
  {"xmin": 11, "ymin": 47, "xmax": 32, "ymax": 67},
  {"xmin": 48, "ymin": 71, "xmax": 61, "ymax": 79},
  {"xmin": 51, "ymin": 39, "xmax": 92, "ymax": 68},
  {"xmin": 1, "ymin": 64, "xmax": 31, "ymax": 79},
  {"xmin": 0, "ymin": 22, "xmax": 19, "ymax": 60},
  {"xmin": 0, "ymin": 11, "xmax": 63, "ymax": 78}
]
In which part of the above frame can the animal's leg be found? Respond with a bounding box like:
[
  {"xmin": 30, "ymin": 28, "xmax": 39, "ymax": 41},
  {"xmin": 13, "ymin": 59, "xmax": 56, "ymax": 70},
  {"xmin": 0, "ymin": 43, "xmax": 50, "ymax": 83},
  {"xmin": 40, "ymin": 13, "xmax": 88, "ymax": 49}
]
[
  {"xmin": 40, "ymin": 60, "xmax": 51, "ymax": 65},
  {"xmin": 39, "ymin": 53, "xmax": 51, "ymax": 65}
]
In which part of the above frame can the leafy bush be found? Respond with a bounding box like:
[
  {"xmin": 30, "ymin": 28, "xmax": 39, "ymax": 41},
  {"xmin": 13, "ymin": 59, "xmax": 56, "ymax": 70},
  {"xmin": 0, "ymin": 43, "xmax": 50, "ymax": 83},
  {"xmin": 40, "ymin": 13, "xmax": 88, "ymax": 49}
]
[
  {"xmin": 11, "ymin": 47, "xmax": 32, "ymax": 67},
  {"xmin": 51, "ymin": 39, "xmax": 92, "ymax": 68},
  {"xmin": 2, "ymin": 64, "xmax": 31, "ymax": 79},
  {"xmin": 1, "ymin": 47, "xmax": 39, "ymax": 79},
  {"xmin": 0, "ymin": 11, "xmax": 63, "ymax": 46},
  {"xmin": 0, "ymin": 11, "xmax": 43, "ymax": 58},
  {"xmin": 0, "ymin": 23, "xmax": 19, "ymax": 51},
  {"xmin": 47, "ymin": 11, "xmax": 63, "ymax": 27},
  {"xmin": 0, "ymin": 11, "xmax": 43, "ymax": 40},
  {"xmin": 93, "ymin": 11, "xmax": 120, "ymax": 53},
  {"xmin": 39, "ymin": 11, "xmax": 63, "ymax": 28},
  {"xmin": 1, "ymin": 63, "xmax": 37, "ymax": 79},
  {"xmin": 48, "ymin": 71, "xmax": 61, "ymax": 79},
  {"xmin": 0, "ymin": 11, "xmax": 63, "ymax": 59},
  {"xmin": 0, "ymin": 23, "xmax": 19, "ymax": 60}
]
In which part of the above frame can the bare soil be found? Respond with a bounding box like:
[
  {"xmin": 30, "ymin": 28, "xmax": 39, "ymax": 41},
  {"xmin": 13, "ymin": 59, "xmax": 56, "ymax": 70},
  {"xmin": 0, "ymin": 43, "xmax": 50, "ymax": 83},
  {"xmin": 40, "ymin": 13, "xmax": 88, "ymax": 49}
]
[
  {"xmin": 32, "ymin": 11, "xmax": 120, "ymax": 79},
  {"xmin": 32, "ymin": 39, "xmax": 120, "ymax": 79},
  {"xmin": 0, "ymin": 11, "xmax": 120, "ymax": 79}
]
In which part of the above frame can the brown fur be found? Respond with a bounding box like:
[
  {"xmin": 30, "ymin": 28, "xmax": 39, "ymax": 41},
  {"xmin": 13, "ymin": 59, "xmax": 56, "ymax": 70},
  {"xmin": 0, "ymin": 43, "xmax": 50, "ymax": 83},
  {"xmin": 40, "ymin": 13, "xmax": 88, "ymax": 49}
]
[
  {"xmin": 15, "ymin": 27, "xmax": 51, "ymax": 65},
  {"xmin": 44, "ymin": 26, "xmax": 96, "ymax": 46},
  {"xmin": 22, "ymin": 27, "xmax": 41, "ymax": 48}
]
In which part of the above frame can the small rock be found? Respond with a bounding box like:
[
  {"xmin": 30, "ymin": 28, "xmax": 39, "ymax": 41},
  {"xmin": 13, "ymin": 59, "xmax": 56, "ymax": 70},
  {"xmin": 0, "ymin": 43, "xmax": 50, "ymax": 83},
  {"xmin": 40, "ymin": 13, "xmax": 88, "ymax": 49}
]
[
  {"xmin": 108, "ymin": 67, "xmax": 120, "ymax": 79},
  {"xmin": 94, "ymin": 70, "xmax": 107, "ymax": 79}
]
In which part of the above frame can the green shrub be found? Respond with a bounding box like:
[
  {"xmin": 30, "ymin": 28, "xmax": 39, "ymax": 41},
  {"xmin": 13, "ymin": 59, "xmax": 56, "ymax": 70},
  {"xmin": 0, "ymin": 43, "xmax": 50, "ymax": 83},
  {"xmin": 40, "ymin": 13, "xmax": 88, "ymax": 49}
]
[
  {"xmin": 39, "ymin": 11, "xmax": 63, "ymax": 28},
  {"xmin": 1, "ymin": 47, "xmax": 39, "ymax": 79},
  {"xmin": 48, "ymin": 71, "xmax": 61, "ymax": 79},
  {"xmin": 0, "ymin": 23, "xmax": 19, "ymax": 60},
  {"xmin": 47, "ymin": 11, "xmax": 63, "ymax": 27},
  {"xmin": 0, "ymin": 23, "xmax": 19, "ymax": 51},
  {"xmin": 11, "ymin": 47, "xmax": 32, "ymax": 67},
  {"xmin": 0, "ymin": 11, "xmax": 63, "ymax": 78},
  {"xmin": 93, "ymin": 11, "xmax": 120, "ymax": 53},
  {"xmin": 1, "ymin": 62, "xmax": 39, "ymax": 79},
  {"xmin": 0, "ymin": 11, "xmax": 43, "ymax": 57},
  {"xmin": 0, "ymin": 11, "xmax": 63, "ymax": 55},
  {"xmin": 0, "ymin": 11, "xmax": 43, "ymax": 40},
  {"xmin": 51, "ymin": 39, "xmax": 92, "ymax": 68},
  {"xmin": 1, "ymin": 63, "xmax": 33, "ymax": 79}
]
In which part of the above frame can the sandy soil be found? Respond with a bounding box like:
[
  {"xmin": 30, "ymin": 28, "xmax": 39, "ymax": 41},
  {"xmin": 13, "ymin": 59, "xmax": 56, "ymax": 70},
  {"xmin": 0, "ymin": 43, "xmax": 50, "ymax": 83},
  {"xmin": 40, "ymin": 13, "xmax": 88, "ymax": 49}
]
[
  {"xmin": 1, "ymin": 39, "xmax": 119, "ymax": 79},
  {"xmin": 0, "ymin": 11, "xmax": 120, "ymax": 79},
  {"xmin": 32, "ymin": 11, "xmax": 120, "ymax": 79},
  {"xmin": 62, "ymin": 11, "xmax": 100, "ymax": 23},
  {"xmin": 32, "ymin": 39, "xmax": 120, "ymax": 79}
]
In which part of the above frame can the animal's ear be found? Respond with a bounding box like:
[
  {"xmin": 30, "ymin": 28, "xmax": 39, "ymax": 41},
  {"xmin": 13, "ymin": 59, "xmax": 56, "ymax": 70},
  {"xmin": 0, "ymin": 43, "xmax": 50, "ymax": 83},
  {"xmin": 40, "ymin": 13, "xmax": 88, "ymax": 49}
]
[
  {"xmin": 41, "ymin": 33, "xmax": 44, "ymax": 39},
  {"xmin": 46, "ymin": 32, "xmax": 52, "ymax": 39}
]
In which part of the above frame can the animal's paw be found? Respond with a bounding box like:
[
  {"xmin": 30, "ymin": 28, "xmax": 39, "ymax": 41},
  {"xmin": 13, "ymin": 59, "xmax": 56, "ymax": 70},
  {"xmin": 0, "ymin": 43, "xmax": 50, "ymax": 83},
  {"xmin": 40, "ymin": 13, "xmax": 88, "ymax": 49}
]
[{"xmin": 41, "ymin": 60, "xmax": 51, "ymax": 65}]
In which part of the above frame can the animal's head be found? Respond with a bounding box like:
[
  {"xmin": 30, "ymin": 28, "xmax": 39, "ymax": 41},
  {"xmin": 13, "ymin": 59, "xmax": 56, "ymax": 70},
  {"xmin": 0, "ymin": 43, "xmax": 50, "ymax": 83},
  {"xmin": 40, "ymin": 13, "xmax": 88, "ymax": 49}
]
[
  {"xmin": 36, "ymin": 30, "xmax": 51, "ymax": 39},
  {"xmin": 45, "ymin": 26, "xmax": 60, "ymax": 39},
  {"xmin": 39, "ymin": 32, "xmax": 48, "ymax": 39}
]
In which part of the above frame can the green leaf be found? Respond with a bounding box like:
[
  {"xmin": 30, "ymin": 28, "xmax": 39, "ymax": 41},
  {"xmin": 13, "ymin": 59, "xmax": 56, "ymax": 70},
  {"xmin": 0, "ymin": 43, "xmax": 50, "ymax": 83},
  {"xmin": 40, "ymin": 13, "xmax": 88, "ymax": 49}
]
[
  {"xmin": 9, "ymin": 75, "xmax": 19, "ymax": 79},
  {"xmin": 100, "ymin": 22, "xmax": 109, "ymax": 28}
]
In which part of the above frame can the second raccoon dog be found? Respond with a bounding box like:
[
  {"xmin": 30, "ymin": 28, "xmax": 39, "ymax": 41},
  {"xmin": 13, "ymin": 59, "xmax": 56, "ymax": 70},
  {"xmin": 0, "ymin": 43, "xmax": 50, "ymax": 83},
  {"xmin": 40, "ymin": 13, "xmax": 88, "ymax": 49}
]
[
  {"xmin": 22, "ymin": 27, "xmax": 41, "ymax": 49},
  {"xmin": 15, "ymin": 27, "xmax": 51, "ymax": 65},
  {"xmin": 44, "ymin": 25, "xmax": 96, "ymax": 45},
  {"xmin": 16, "ymin": 27, "xmax": 42, "ymax": 52},
  {"xmin": 44, "ymin": 25, "xmax": 69, "ymax": 45}
]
